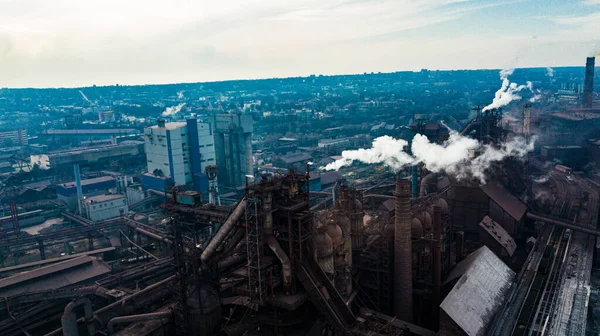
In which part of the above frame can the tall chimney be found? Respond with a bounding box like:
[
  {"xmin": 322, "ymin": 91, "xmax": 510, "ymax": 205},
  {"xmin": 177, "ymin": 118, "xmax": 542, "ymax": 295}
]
[
  {"xmin": 432, "ymin": 205, "xmax": 442, "ymax": 330},
  {"xmin": 394, "ymin": 179, "xmax": 413, "ymax": 322},
  {"xmin": 584, "ymin": 57, "xmax": 595, "ymax": 108}
]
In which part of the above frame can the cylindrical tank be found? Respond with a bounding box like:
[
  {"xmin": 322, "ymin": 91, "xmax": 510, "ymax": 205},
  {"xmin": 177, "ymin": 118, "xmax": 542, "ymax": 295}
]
[
  {"xmin": 415, "ymin": 211, "xmax": 432, "ymax": 231},
  {"xmin": 411, "ymin": 218, "xmax": 423, "ymax": 238},
  {"xmin": 435, "ymin": 198, "xmax": 449, "ymax": 213},
  {"xmin": 327, "ymin": 222, "xmax": 343, "ymax": 249},
  {"xmin": 315, "ymin": 232, "xmax": 334, "ymax": 274},
  {"xmin": 187, "ymin": 284, "xmax": 222, "ymax": 335}
]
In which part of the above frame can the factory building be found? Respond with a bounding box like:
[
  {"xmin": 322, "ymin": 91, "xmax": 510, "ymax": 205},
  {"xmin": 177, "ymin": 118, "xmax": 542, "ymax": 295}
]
[
  {"xmin": 56, "ymin": 176, "xmax": 116, "ymax": 211},
  {"xmin": 30, "ymin": 141, "xmax": 144, "ymax": 170},
  {"xmin": 439, "ymin": 246, "xmax": 515, "ymax": 336},
  {"xmin": 84, "ymin": 194, "xmax": 128, "ymax": 221},
  {"xmin": 143, "ymin": 118, "xmax": 216, "ymax": 194},
  {"xmin": 480, "ymin": 183, "xmax": 527, "ymax": 236},
  {"xmin": 209, "ymin": 114, "xmax": 253, "ymax": 189},
  {"xmin": 540, "ymin": 145, "xmax": 587, "ymax": 169},
  {"xmin": 0, "ymin": 129, "xmax": 28, "ymax": 146}
]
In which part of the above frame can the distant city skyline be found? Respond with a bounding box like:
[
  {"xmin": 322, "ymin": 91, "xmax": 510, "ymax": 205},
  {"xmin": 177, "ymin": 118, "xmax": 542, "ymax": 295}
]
[{"xmin": 0, "ymin": 0, "xmax": 598, "ymax": 88}]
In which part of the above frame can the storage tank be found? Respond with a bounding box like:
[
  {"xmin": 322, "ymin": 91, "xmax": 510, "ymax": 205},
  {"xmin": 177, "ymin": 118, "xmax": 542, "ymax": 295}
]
[
  {"xmin": 411, "ymin": 218, "xmax": 423, "ymax": 238},
  {"xmin": 415, "ymin": 211, "xmax": 432, "ymax": 231},
  {"xmin": 314, "ymin": 232, "xmax": 334, "ymax": 275},
  {"xmin": 326, "ymin": 222, "xmax": 343, "ymax": 249},
  {"xmin": 187, "ymin": 284, "xmax": 222, "ymax": 335}
]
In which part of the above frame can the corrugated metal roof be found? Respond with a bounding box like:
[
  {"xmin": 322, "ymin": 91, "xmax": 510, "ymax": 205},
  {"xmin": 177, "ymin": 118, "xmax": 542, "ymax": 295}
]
[
  {"xmin": 480, "ymin": 183, "xmax": 527, "ymax": 221},
  {"xmin": 440, "ymin": 246, "xmax": 515, "ymax": 336},
  {"xmin": 0, "ymin": 256, "xmax": 110, "ymax": 297},
  {"xmin": 479, "ymin": 216, "xmax": 517, "ymax": 257}
]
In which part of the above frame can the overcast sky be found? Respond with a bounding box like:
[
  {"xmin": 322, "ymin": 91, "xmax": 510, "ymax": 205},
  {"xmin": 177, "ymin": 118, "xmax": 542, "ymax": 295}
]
[{"xmin": 0, "ymin": 0, "xmax": 598, "ymax": 88}]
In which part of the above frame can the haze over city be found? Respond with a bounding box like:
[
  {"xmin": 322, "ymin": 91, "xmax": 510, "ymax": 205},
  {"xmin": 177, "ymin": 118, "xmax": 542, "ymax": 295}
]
[{"xmin": 1, "ymin": 0, "xmax": 600, "ymax": 87}]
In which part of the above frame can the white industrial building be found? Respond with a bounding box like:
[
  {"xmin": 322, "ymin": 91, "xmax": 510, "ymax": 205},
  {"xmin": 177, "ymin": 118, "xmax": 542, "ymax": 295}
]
[
  {"xmin": 84, "ymin": 194, "xmax": 128, "ymax": 222},
  {"xmin": 144, "ymin": 119, "xmax": 216, "ymax": 188}
]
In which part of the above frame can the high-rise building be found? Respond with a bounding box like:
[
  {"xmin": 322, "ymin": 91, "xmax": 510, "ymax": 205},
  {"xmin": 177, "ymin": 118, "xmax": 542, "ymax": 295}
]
[
  {"xmin": 143, "ymin": 118, "xmax": 216, "ymax": 194},
  {"xmin": 210, "ymin": 114, "xmax": 253, "ymax": 188},
  {"xmin": 0, "ymin": 129, "xmax": 28, "ymax": 146}
]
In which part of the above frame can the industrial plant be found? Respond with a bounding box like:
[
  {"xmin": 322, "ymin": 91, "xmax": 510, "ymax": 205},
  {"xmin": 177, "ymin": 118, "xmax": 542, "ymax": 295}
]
[{"xmin": 0, "ymin": 55, "xmax": 598, "ymax": 336}]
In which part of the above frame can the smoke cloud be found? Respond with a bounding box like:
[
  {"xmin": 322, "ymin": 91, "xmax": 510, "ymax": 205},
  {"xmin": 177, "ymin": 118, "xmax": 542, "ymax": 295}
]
[
  {"xmin": 324, "ymin": 136, "xmax": 414, "ymax": 171},
  {"xmin": 161, "ymin": 103, "xmax": 185, "ymax": 117},
  {"xmin": 177, "ymin": 91, "xmax": 184, "ymax": 99},
  {"xmin": 324, "ymin": 131, "xmax": 535, "ymax": 183},
  {"xmin": 546, "ymin": 67, "xmax": 554, "ymax": 77},
  {"xmin": 483, "ymin": 69, "xmax": 539, "ymax": 112}
]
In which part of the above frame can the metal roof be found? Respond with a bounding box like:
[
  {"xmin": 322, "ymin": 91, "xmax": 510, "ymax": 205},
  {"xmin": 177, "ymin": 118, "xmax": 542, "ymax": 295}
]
[
  {"xmin": 440, "ymin": 246, "xmax": 515, "ymax": 336},
  {"xmin": 480, "ymin": 183, "xmax": 527, "ymax": 221},
  {"xmin": 320, "ymin": 171, "xmax": 342, "ymax": 185},
  {"xmin": 85, "ymin": 193, "xmax": 126, "ymax": 203},
  {"xmin": 478, "ymin": 216, "xmax": 517, "ymax": 257},
  {"xmin": 0, "ymin": 256, "xmax": 110, "ymax": 297},
  {"xmin": 59, "ymin": 175, "xmax": 115, "ymax": 189},
  {"xmin": 280, "ymin": 152, "xmax": 313, "ymax": 164}
]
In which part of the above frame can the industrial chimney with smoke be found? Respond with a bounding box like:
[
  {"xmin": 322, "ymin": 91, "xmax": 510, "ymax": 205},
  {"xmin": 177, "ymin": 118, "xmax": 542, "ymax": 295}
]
[{"xmin": 584, "ymin": 57, "xmax": 595, "ymax": 108}]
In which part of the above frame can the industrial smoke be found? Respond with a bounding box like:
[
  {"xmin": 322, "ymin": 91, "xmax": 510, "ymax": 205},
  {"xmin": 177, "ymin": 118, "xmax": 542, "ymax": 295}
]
[
  {"xmin": 177, "ymin": 91, "xmax": 184, "ymax": 99},
  {"xmin": 546, "ymin": 67, "xmax": 554, "ymax": 77},
  {"xmin": 162, "ymin": 103, "xmax": 185, "ymax": 117},
  {"xmin": 324, "ymin": 130, "xmax": 534, "ymax": 183},
  {"xmin": 324, "ymin": 136, "xmax": 414, "ymax": 171},
  {"xmin": 483, "ymin": 69, "xmax": 539, "ymax": 111}
]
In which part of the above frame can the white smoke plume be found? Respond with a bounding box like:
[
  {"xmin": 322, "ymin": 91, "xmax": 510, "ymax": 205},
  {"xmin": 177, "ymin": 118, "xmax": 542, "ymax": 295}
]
[
  {"xmin": 483, "ymin": 69, "xmax": 539, "ymax": 112},
  {"xmin": 324, "ymin": 136, "xmax": 414, "ymax": 171},
  {"xmin": 162, "ymin": 103, "xmax": 185, "ymax": 117},
  {"xmin": 546, "ymin": 67, "xmax": 554, "ymax": 77},
  {"xmin": 177, "ymin": 91, "xmax": 184, "ymax": 99},
  {"xmin": 324, "ymin": 131, "xmax": 535, "ymax": 183}
]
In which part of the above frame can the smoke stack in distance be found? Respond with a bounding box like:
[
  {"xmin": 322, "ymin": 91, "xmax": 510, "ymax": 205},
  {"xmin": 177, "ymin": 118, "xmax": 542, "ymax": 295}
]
[{"xmin": 584, "ymin": 57, "xmax": 595, "ymax": 108}]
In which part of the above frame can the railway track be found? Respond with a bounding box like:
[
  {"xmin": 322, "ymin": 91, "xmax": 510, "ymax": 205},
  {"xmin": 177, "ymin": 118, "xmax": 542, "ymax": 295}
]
[{"xmin": 511, "ymin": 227, "xmax": 570, "ymax": 336}]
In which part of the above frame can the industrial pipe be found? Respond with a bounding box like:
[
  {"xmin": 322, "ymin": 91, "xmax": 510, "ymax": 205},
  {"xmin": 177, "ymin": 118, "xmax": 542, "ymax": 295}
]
[
  {"xmin": 218, "ymin": 253, "xmax": 247, "ymax": 270},
  {"xmin": 201, "ymin": 198, "xmax": 247, "ymax": 265},
  {"xmin": 267, "ymin": 235, "xmax": 292, "ymax": 293},
  {"xmin": 527, "ymin": 213, "xmax": 600, "ymax": 236},
  {"xmin": 61, "ymin": 297, "xmax": 95, "ymax": 336},
  {"xmin": 134, "ymin": 227, "xmax": 172, "ymax": 245},
  {"xmin": 211, "ymin": 228, "xmax": 246, "ymax": 266},
  {"xmin": 45, "ymin": 275, "xmax": 176, "ymax": 336},
  {"xmin": 107, "ymin": 310, "xmax": 172, "ymax": 334}
]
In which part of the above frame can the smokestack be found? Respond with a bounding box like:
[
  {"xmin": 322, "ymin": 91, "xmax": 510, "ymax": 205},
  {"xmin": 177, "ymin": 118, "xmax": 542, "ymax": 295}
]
[
  {"xmin": 394, "ymin": 179, "xmax": 413, "ymax": 322},
  {"xmin": 584, "ymin": 57, "xmax": 595, "ymax": 108},
  {"xmin": 157, "ymin": 118, "xmax": 166, "ymax": 128},
  {"xmin": 432, "ymin": 205, "xmax": 442, "ymax": 330}
]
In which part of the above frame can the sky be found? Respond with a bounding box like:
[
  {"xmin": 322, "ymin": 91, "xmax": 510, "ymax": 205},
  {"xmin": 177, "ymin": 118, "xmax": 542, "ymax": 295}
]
[{"xmin": 0, "ymin": 0, "xmax": 599, "ymax": 88}]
